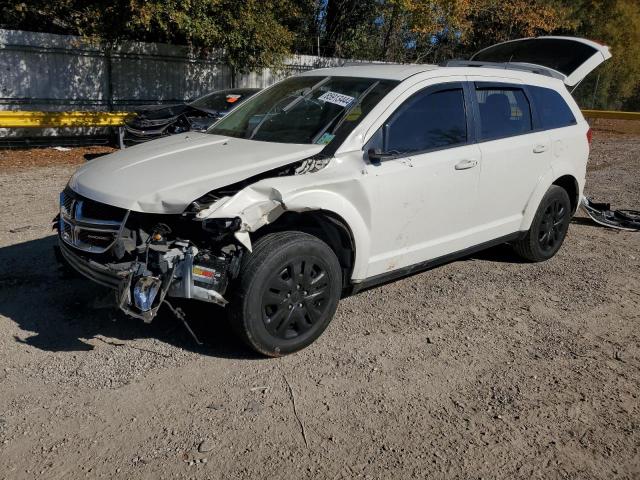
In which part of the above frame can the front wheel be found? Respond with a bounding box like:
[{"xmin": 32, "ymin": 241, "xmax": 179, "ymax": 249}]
[
  {"xmin": 513, "ymin": 185, "xmax": 571, "ymax": 262},
  {"xmin": 230, "ymin": 231, "xmax": 342, "ymax": 357}
]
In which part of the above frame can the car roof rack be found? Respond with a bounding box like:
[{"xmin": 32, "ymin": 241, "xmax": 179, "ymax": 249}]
[{"xmin": 442, "ymin": 60, "xmax": 565, "ymax": 81}]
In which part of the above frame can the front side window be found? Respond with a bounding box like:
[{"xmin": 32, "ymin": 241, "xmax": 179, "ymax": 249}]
[
  {"xmin": 476, "ymin": 87, "xmax": 532, "ymax": 140},
  {"xmin": 209, "ymin": 76, "xmax": 398, "ymax": 145},
  {"xmin": 384, "ymin": 87, "xmax": 468, "ymax": 154},
  {"xmin": 528, "ymin": 86, "xmax": 577, "ymax": 130}
]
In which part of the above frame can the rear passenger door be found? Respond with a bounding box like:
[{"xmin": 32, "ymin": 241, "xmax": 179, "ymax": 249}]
[{"xmin": 470, "ymin": 80, "xmax": 552, "ymax": 239}]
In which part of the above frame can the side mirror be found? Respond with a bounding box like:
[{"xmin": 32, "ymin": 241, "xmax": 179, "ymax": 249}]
[{"xmin": 367, "ymin": 148, "xmax": 396, "ymax": 165}]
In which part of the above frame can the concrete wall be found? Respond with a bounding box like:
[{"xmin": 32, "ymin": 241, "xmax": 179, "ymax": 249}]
[{"xmin": 0, "ymin": 29, "xmax": 351, "ymax": 141}]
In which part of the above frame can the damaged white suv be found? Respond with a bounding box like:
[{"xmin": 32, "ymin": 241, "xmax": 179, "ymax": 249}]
[{"xmin": 56, "ymin": 37, "xmax": 610, "ymax": 356}]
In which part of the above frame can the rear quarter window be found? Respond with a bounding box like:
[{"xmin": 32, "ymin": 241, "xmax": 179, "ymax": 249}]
[{"xmin": 528, "ymin": 86, "xmax": 577, "ymax": 130}]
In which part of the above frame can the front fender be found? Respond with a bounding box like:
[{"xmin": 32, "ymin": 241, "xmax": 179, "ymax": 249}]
[
  {"xmin": 278, "ymin": 188, "xmax": 371, "ymax": 280},
  {"xmin": 197, "ymin": 165, "xmax": 373, "ymax": 280}
]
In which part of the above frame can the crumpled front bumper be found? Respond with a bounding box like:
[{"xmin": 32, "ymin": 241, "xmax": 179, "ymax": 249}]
[
  {"xmin": 56, "ymin": 235, "xmax": 231, "ymax": 323},
  {"xmin": 56, "ymin": 239, "xmax": 129, "ymax": 290}
]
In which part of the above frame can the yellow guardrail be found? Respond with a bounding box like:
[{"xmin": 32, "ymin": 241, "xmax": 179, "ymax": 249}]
[
  {"xmin": 0, "ymin": 111, "xmax": 136, "ymax": 128},
  {"xmin": 0, "ymin": 109, "xmax": 637, "ymax": 128},
  {"xmin": 581, "ymin": 109, "xmax": 640, "ymax": 121}
]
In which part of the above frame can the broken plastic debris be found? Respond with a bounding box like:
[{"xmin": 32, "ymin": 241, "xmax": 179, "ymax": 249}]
[{"xmin": 581, "ymin": 196, "xmax": 640, "ymax": 231}]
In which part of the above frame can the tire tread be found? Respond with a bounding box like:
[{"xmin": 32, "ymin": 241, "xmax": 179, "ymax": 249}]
[
  {"xmin": 230, "ymin": 231, "xmax": 340, "ymax": 357},
  {"xmin": 512, "ymin": 185, "xmax": 570, "ymax": 262}
]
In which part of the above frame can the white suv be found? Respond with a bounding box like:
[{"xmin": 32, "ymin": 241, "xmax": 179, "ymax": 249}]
[{"xmin": 56, "ymin": 37, "xmax": 611, "ymax": 356}]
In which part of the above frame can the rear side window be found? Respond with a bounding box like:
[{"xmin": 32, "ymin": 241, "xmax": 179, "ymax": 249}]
[
  {"xmin": 386, "ymin": 88, "xmax": 467, "ymax": 154},
  {"xmin": 476, "ymin": 87, "xmax": 532, "ymax": 140},
  {"xmin": 529, "ymin": 86, "xmax": 576, "ymax": 130}
]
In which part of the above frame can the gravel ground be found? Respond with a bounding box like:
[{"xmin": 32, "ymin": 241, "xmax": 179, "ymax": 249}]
[{"xmin": 0, "ymin": 126, "xmax": 639, "ymax": 479}]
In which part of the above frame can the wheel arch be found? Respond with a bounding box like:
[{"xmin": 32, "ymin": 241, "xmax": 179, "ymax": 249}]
[
  {"xmin": 552, "ymin": 174, "xmax": 580, "ymax": 214},
  {"xmin": 199, "ymin": 177, "xmax": 372, "ymax": 282},
  {"xmin": 253, "ymin": 210, "xmax": 358, "ymax": 291},
  {"xmin": 520, "ymin": 170, "xmax": 581, "ymax": 231}
]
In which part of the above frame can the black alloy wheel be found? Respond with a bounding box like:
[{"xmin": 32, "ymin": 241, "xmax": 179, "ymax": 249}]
[
  {"xmin": 261, "ymin": 260, "xmax": 331, "ymax": 340},
  {"xmin": 231, "ymin": 231, "xmax": 342, "ymax": 356},
  {"xmin": 513, "ymin": 185, "xmax": 572, "ymax": 262},
  {"xmin": 538, "ymin": 199, "xmax": 567, "ymax": 254}
]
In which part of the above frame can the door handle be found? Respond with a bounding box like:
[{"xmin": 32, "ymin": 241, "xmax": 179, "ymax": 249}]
[
  {"xmin": 454, "ymin": 159, "xmax": 478, "ymax": 170},
  {"xmin": 533, "ymin": 144, "xmax": 549, "ymax": 154}
]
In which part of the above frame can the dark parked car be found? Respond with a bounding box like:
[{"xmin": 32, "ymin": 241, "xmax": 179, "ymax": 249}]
[{"xmin": 120, "ymin": 88, "xmax": 260, "ymax": 147}]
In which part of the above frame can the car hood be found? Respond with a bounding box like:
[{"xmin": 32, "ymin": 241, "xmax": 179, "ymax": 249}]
[
  {"xmin": 135, "ymin": 104, "xmax": 187, "ymax": 118},
  {"xmin": 68, "ymin": 133, "xmax": 324, "ymax": 214}
]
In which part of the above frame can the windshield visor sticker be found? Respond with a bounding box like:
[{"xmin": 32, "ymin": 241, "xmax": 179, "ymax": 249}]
[
  {"xmin": 226, "ymin": 94, "xmax": 242, "ymax": 103},
  {"xmin": 316, "ymin": 132, "xmax": 336, "ymax": 145},
  {"xmin": 318, "ymin": 91, "xmax": 356, "ymax": 108}
]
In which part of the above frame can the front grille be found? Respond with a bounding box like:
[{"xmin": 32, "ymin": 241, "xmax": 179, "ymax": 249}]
[
  {"xmin": 59, "ymin": 188, "xmax": 129, "ymax": 254},
  {"xmin": 61, "ymin": 190, "xmax": 74, "ymax": 214}
]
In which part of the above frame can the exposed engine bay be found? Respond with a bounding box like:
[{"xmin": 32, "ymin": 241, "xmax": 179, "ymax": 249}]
[{"xmin": 55, "ymin": 187, "xmax": 243, "ymax": 321}]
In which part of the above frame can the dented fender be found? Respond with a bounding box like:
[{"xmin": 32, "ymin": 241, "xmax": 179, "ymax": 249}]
[{"xmin": 196, "ymin": 159, "xmax": 373, "ymax": 280}]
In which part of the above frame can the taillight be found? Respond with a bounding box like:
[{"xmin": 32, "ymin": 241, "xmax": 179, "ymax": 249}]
[{"xmin": 586, "ymin": 127, "xmax": 593, "ymax": 147}]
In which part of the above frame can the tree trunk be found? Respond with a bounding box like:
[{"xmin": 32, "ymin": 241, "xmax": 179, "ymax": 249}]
[{"xmin": 381, "ymin": 4, "xmax": 398, "ymax": 61}]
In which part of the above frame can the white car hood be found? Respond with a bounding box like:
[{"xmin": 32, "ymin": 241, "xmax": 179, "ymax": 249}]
[{"xmin": 68, "ymin": 133, "xmax": 324, "ymax": 214}]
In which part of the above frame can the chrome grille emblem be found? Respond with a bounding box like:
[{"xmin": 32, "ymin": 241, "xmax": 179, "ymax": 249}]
[{"xmin": 59, "ymin": 191, "xmax": 129, "ymax": 253}]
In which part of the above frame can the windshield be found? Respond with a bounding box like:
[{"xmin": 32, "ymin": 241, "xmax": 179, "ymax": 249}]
[
  {"xmin": 189, "ymin": 89, "xmax": 258, "ymax": 113},
  {"xmin": 209, "ymin": 76, "xmax": 398, "ymax": 145}
]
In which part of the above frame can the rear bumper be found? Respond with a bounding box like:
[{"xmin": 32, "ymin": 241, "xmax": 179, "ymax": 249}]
[{"xmin": 56, "ymin": 239, "xmax": 129, "ymax": 289}]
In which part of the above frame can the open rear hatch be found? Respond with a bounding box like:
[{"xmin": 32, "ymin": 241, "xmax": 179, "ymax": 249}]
[{"xmin": 471, "ymin": 36, "xmax": 612, "ymax": 87}]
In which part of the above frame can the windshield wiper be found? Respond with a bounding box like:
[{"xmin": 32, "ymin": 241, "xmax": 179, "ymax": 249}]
[
  {"xmin": 311, "ymin": 81, "xmax": 380, "ymax": 144},
  {"xmin": 248, "ymin": 77, "xmax": 331, "ymax": 140},
  {"xmin": 247, "ymin": 94, "xmax": 298, "ymax": 139},
  {"xmin": 281, "ymin": 77, "xmax": 331, "ymax": 113}
]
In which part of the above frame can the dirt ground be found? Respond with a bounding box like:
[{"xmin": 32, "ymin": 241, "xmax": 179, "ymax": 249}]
[{"xmin": 0, "ymin": 122, "xmax": 639, "ymax": 479}]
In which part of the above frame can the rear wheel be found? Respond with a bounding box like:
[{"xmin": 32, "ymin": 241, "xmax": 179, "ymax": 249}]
[
  {"xmin": 513, "ymin": 185, "xmax": 571, "ymax": 262},
  {"xmin": 230, "ymin": 231, "xmax": 342, "ymax": 357}
]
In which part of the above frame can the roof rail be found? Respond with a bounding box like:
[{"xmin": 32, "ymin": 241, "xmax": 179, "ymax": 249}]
[
  {"xmin": 341, "ymin": 61, "xmax": 399, "ymax": 67},
  {"xmin": 442, "ymin": 60, "xmax": 564, "ymax": 81}
]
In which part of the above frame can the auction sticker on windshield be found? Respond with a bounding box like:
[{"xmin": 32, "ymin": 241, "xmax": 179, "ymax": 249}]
[{"xmin": 318, "ymin": 91, "xmax": 355, "ymax": 108}]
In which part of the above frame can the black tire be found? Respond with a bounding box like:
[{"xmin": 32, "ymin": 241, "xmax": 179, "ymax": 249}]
[
  {"xmin": 513, "ymin": 185, "xmax": 571, "ymax": 262},
  {"xmin": 230, "ymin": 231, "xmax": 342, "ymax": 357}
]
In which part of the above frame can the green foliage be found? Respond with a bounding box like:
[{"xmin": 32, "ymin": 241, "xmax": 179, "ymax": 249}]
[
  {"xmin": 1, "ymin": 0, "xmax": 638, "ymax": 108},
  {"xmin": 311, "ymin": 0, "xmax": 570, "ymax": 64},
  {"xmin": 0, "ymin": 0, "xmax": 297, "ymax": 80},
  {"xmin": 131, "ymin": 0, "xmax": 297, "ymax": 76},
  {"xmin": 556, "ymin": 0, "xmax": 640, "ymax": 109}
]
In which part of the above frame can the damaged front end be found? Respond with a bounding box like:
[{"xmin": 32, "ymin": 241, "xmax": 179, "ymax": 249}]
[{"xmin": 55, "ymin": 187, "xmax": 245, "ymax": 323}]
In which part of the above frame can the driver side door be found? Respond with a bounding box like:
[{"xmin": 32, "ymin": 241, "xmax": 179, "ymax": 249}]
[{"xmin": 360, "ymin": 81, "xmax": 482, "ymax": 278}]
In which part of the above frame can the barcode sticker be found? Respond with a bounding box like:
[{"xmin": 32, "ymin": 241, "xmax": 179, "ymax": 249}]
[{"xmin": 318, "ymin": 91, "xmax": 355, "ymax": 108}]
